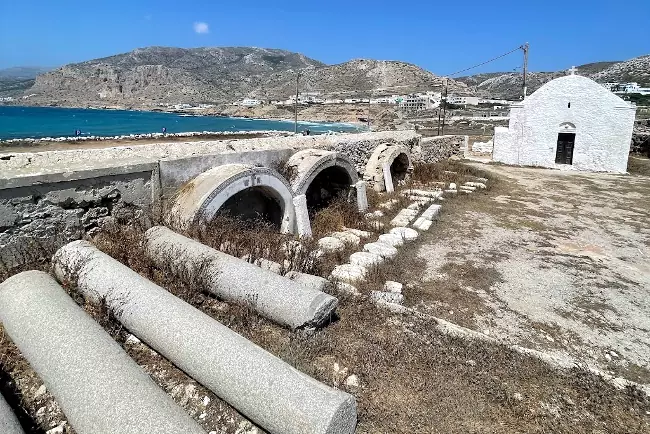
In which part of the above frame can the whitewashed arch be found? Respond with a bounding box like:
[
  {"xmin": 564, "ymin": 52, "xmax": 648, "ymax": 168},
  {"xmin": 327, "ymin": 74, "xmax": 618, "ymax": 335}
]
[
  {"xmin": 364, "ymin": 144, "xmax": 413, "ymax": 192},
  {"xmin": 167, "ymin": 164, "xmax": 296, "ymax": 234},
  {"xmin": 286, "ymin": 149, "xmax": 359, "ymax": 196}
]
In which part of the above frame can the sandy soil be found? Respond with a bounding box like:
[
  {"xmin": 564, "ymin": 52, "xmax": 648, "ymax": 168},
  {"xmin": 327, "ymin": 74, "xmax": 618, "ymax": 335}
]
[{"xmin": 415, "ymin": 162, "xmax": 650, "ymax": 385}]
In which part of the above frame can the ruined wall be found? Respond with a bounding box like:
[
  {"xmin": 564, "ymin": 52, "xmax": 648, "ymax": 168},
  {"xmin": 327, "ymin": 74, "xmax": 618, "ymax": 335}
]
[
  {"xmin": 0, "ymin": 171, "xmax": 154, "ymax": 271},
  {"xmin": 410, "ymin": 135, "xmax": 466, "ymax": 163},
  {"xmin": 0, "ymin": 130, "xmax": 424, "ymax": 269}
]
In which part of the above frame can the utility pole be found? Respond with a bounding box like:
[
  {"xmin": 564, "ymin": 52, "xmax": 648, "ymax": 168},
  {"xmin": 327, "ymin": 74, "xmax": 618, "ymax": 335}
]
[
  {"xmin": 294, "ymin": 71, "xmax": 300, "ymax": 134},
  {"xmin": 441, "ymin": 78, "xmax": 449, "ymax": 135},
  {"xmin": 367, "ymin": 94, "xmax": 371, "ymax": 130},
  {"xmin": 522, "ymin": 42, "xmax": 529, "ymax": 100}
]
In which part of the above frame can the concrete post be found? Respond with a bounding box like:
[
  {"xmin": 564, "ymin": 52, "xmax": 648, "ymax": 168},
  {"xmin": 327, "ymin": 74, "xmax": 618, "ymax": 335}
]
[
  {"xmin": 143, "ymin": 226, "xmax": 337, "ymax": 329},
  {"xmin": 52, "ymin": 242, "xmax": 357, "ymax": 434},
  {"xmin": 382, "ymin": 162, "xmax": 394, "ymax": 193},
  {"xmin": 292, "ymin": 194, "xmax": 312, "ymax": 238},
  {"xmin": 355, "ymin": 181, "xmax": 369, "ymax": 212},
  {"xmin": 0, "ymin": 271, "xmax": 206, "ymax": 434},
  {"xmin": 0, "ymin": 394, "xmax": 24, "ymax": 434}
]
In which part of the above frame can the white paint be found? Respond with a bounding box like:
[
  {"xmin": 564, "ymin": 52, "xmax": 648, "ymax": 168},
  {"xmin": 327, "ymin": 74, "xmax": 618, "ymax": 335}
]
[
  {"xmin": 292, "ymin": 194, "xmax": 312, "ymax": 238},
  {"xmin": 493, "ymin": 75, "xmax": 636, "ymax": 173},
  {"xmin": 382, "ymin": 163, "xmax": 394, "ymax": 193}
]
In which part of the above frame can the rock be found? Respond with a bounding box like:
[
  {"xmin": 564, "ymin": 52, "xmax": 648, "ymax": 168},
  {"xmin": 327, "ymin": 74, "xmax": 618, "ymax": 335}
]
[
  {"xmin": 363, "ymin": 242, "xmax": 398, "ymax": 259},
  {"xmin": 444, "ymin": 189, "xmax": 458, "ymax": 194},
  {"xmin": 370, "ymin": 290, "xmax": 404, "ymax": 305},
  {"xmin": 34, "ymin": 384, "xmax": 47, "ymax": 398},
  {"xmin": 460, "ymin": 185, "xmax": 477, "ymax": 191},
  {"xmin": 365, "ymin": 210, "xmax": 384, "ymax": 220},
  {"xmin": 383, "ymin": 281, "xmax": 403, "ymax": 293},
  {"xmin": 343, "ymin": 227, "xmax": 373, "ymax": 238},
  {"xmin": 465, "ymin": 182, "xmax": 486, "ymax": 189},
  {"xmin": 449, "ymin": 183, "xmax": 457, "ymax": 189},
  {"xmin": 344, "ymin": 375, "xmax": 360, "ymax": 388},
  {"xmin": 421, "ymin": 204, "xmax": 442, "ymax": 220},
  {"xmin": 335, "ymin": 282, "xmax": 361, "ymax": 296},
  {"xmin": 389, "ymin": 227, "xmax": 418, "ymax": 241},
  {"xmin": 46, "ymin": 422, "xmax": 66, "ymax": 434},
  {"xmin": 330, "ymin": 264, "xmax": 367, "ymax": 284},
  {"xmin": 330, "ymin": 231, "xmax": 361, "ymax": 247},
  {"xmin": 378, "ymin": 233, "xmax": 404, "ymax": 247},
  {"xmin": 412, "ymin": 217, "xmax": 432, "ymax": 231},
  {"xmin": 390, "ymin": 208, "xmax": 419, "ymax": 227},
  {"xmin": 318, "ymin": 236, "xmax": 346, "ymax": 253},
  {"xmin": 349, "ymin": 252, "xmax": 383, "ymax": 268},
  {"xmin": 255, "ymin": 258, "xmax": 283, "ymax": 275},
  {"xmin": 513, "ymin": 393, "xmax": 523, "ymax": 401}
]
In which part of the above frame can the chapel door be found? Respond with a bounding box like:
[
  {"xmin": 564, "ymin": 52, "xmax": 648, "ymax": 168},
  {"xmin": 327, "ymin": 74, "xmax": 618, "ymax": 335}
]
[{"xmin": 555, "ymin": 133, "xmax": 575, "ymax": 165}]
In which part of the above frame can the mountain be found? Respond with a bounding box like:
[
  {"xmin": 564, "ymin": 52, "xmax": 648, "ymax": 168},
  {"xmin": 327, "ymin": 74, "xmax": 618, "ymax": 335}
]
[
  {"xmin": 7, "ymin": 46, "xmax": 467, "ymax": 108},
  {"xmin": 250, "ymin": 59, "xmax": 469, "ymax": 100},
  {"xmin": 457, "ymin": 56, "xmax": 648, "ymax": 100},
  {"xmin": 23, "ymin": 47, "xmax": 324, "ymax": 107},
  {"xmin": 0, "ymin": 66, "xmax": 53, "ymax": 98},
  {"xmin": 0, "ymin": 66, "xmax": 52, "ymax": 79}
]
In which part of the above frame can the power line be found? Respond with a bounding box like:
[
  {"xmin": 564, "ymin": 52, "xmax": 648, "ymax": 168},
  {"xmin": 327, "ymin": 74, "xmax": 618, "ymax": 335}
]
[{"xmin": 447, "ymin": 45, "xmax": 525, "ymax": 77}]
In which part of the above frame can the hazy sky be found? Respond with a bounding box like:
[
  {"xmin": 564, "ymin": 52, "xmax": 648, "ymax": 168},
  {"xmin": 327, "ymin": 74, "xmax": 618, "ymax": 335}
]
[{"xmin": 1, "ymin": 0, "xmax": 648, "ymax": 75}]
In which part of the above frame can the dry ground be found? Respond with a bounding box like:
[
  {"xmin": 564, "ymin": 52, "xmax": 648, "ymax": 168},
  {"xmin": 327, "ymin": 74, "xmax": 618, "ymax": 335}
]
[
  {"xmin": 1, "ymin": 160, "xmax": 649, "ymax": 433},
  {"xmin": 414, "ymin": 159, "xmax": 650, "ymax": 387}
]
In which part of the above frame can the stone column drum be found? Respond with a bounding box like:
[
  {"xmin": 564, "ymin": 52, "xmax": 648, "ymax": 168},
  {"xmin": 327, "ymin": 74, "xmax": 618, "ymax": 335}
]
[
  {"xmin": 52, "ymin": 241, "xmax": 357, "ymax": 434},
  {"xmin": 0, "ymin": 271, "xmax": 206, "ymax": 434},
  {"xmin": 143, "ymin": 226, "xmax": 337, "ymax": 329}
]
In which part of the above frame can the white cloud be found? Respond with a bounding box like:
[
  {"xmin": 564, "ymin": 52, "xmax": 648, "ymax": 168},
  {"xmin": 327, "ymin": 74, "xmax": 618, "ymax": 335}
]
[{"xmin": 193, "ymin": 22, "xmax": 209, "ymax": 34}]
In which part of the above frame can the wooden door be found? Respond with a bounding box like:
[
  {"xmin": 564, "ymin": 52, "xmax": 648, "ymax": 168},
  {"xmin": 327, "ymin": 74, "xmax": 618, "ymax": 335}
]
[{"xmin": 555, "ymin": 133, "xmax": 575, "ymax": 165}]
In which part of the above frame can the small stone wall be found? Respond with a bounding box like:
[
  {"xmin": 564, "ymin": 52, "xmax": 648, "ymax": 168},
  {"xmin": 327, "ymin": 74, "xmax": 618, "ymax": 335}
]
[
  {"xmin": 410, "ymin": 135, "xmax": 467, "ymax": 163},
  {"xmin": 631, "ymin": 133, "xmax": 650, "ymax": 156}
]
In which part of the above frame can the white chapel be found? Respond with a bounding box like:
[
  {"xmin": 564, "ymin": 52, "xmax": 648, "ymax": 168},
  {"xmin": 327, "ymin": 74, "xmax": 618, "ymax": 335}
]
[{"xmin": 492, "ymin": 68, "xmax": 637, "ymax": 173}]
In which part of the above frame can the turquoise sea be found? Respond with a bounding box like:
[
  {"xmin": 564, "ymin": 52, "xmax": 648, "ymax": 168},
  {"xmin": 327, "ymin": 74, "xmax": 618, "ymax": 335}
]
[{"xmin": 0, "ymin": 106, "xmax": 360, "ymax": 140}]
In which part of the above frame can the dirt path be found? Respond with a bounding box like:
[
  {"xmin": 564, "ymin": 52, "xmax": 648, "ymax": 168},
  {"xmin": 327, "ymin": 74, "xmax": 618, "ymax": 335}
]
[{"xmin": 415, "ymin": 163, "xmax": 650, "ymax": 385}]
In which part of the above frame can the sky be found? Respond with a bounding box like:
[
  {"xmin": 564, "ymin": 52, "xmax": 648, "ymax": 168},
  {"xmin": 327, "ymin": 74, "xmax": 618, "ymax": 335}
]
[{"xmin": 1, "ymin": 0, "xmax": 649, "ymax": 75}]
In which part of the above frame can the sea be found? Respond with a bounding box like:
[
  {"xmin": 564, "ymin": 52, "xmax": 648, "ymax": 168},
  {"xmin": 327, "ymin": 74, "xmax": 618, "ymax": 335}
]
[{"xmin": 0, "ymin": 106, "xmax": 361, "ymax": 140}]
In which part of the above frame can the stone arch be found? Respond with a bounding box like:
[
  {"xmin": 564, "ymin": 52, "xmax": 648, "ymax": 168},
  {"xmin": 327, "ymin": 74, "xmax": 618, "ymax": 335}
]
[
  {"xmin": 286, "ymin": 149, "xmax": 360, "ymax": 212},
  {"xmin": 364, "ymin": 144, "xmax": 413, "ymax": 192},
  {"xmin": 167, "ymin": 164, "xmax": 296, "ymax": 234}
]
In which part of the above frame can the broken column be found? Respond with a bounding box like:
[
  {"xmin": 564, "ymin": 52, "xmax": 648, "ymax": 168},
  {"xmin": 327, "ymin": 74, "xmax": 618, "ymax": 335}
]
[
  {"xmin": 143, "ymin": 226, "xmax": 337, "ymax": 329},
  {"xmin": 0, "ymin": 271, "xmax": 206, "ymax": 434},
  {"xmin": 355, "ymin": 181, "xmax": 369, "ymax": 212},
  {"xmin": 0, "ymin": 394, "xmax": 24, "ymax": 434},
  {"xmin": 292, "ymin": 194, "xmax": 312, "ymax": 238},
  {"xmin": 52, "ymin": 241, "xmax": 357, "ymax": 434}
]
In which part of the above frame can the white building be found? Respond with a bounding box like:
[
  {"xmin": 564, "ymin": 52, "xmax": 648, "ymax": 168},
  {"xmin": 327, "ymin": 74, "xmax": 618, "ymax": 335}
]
[
  {"xmin": 398, "ymin": 93, "xmax": 440, "ymax": 112},
  {"xmin": 447, "ymin": 95, "xmax": 479, "ymax": 106},
  {"xmin": 493, "ymin": 70, "xmax": 636, "ymax": 173},
  {"xmin": 241, "ymin": 99, "xmax": 263, "ymax": 107}
]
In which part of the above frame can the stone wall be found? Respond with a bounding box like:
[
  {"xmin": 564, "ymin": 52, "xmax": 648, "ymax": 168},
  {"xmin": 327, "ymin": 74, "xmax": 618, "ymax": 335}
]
[
  {"xmin": 631, "ymin": 133, "xmax": 650, "ymax": 156},
  {"xmin": 0, "ymin": 171, "xmax": 153, "ymax": 271},
  {"xmin": 410, "ymin": 135, "xmax": 466, "ymax": 163}
]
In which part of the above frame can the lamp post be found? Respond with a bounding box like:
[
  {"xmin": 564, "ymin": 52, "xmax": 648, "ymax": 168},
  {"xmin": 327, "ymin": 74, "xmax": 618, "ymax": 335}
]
[{"xmin": 294, "ymin": 71, "xmax": 300, "ymax": 135}]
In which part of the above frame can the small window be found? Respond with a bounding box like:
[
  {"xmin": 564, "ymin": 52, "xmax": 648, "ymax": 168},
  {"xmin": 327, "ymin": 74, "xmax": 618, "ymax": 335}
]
[{"xmin": 568, "ymin": 102, "xmax": 571, "ymax": 108}]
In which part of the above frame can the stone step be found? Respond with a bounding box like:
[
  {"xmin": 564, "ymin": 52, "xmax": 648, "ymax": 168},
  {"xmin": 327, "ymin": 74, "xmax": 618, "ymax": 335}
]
[
  {"xmin": 421, "ymin": 204, "xmax": 442, "ymax": 220},
  {"xmin": 330, "ymin": 264, "xmax": 367, "ymax": 285},
  {"xmin": 378, "ymin": 233, "xmax": 405, "ymax": 248},
  {"xmin": 389, "ymin": 227, "xmax": 419, "ymax": 242},
  {"xmin": 52, "ymin": 241, "xmax": 357, "ymax": 434},
  {"xmin": 0, "ymin": 271, "xmax": 205, "ymax": 434},
  {"xmin": 363, "ymin": 241, "xmax": 398, "ymax": 259},
  {"xmin": 412, "ymin": 217, "xmax": 433, "ymax": 231}
]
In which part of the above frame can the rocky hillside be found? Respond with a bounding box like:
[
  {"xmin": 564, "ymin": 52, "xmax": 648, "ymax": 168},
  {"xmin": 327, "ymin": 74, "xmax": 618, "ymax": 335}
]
[
  {"xmin": 251, "ymin": 59, "xmax": 469, "ymax": 100},
  {"xmin": 458, "ymin": 56, "xmax": 648, "ymax": 100},
  {"xmin": 12, "ymin": 47, "xmax": 467, "ymax": 108},
  {"xmin": 24, "ymin": 47, "xmax": 324, "ymax": 107}
]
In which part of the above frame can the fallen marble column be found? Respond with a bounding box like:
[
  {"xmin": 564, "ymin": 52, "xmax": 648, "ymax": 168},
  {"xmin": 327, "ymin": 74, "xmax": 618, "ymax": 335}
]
[
  {"xmin": 142, "ymin": 226, "xmax": 338, "ymax": 329},
  {"xmin": 52, "ymin": 241, "xmax": 356, "ymax": 434},
  {"xmin": 0, "ymin": 393, "xmax": 24, "ymax": 434},
  {"xmin": 0, "ymin": 271, "xmax": 205, "ymax": 434}
]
